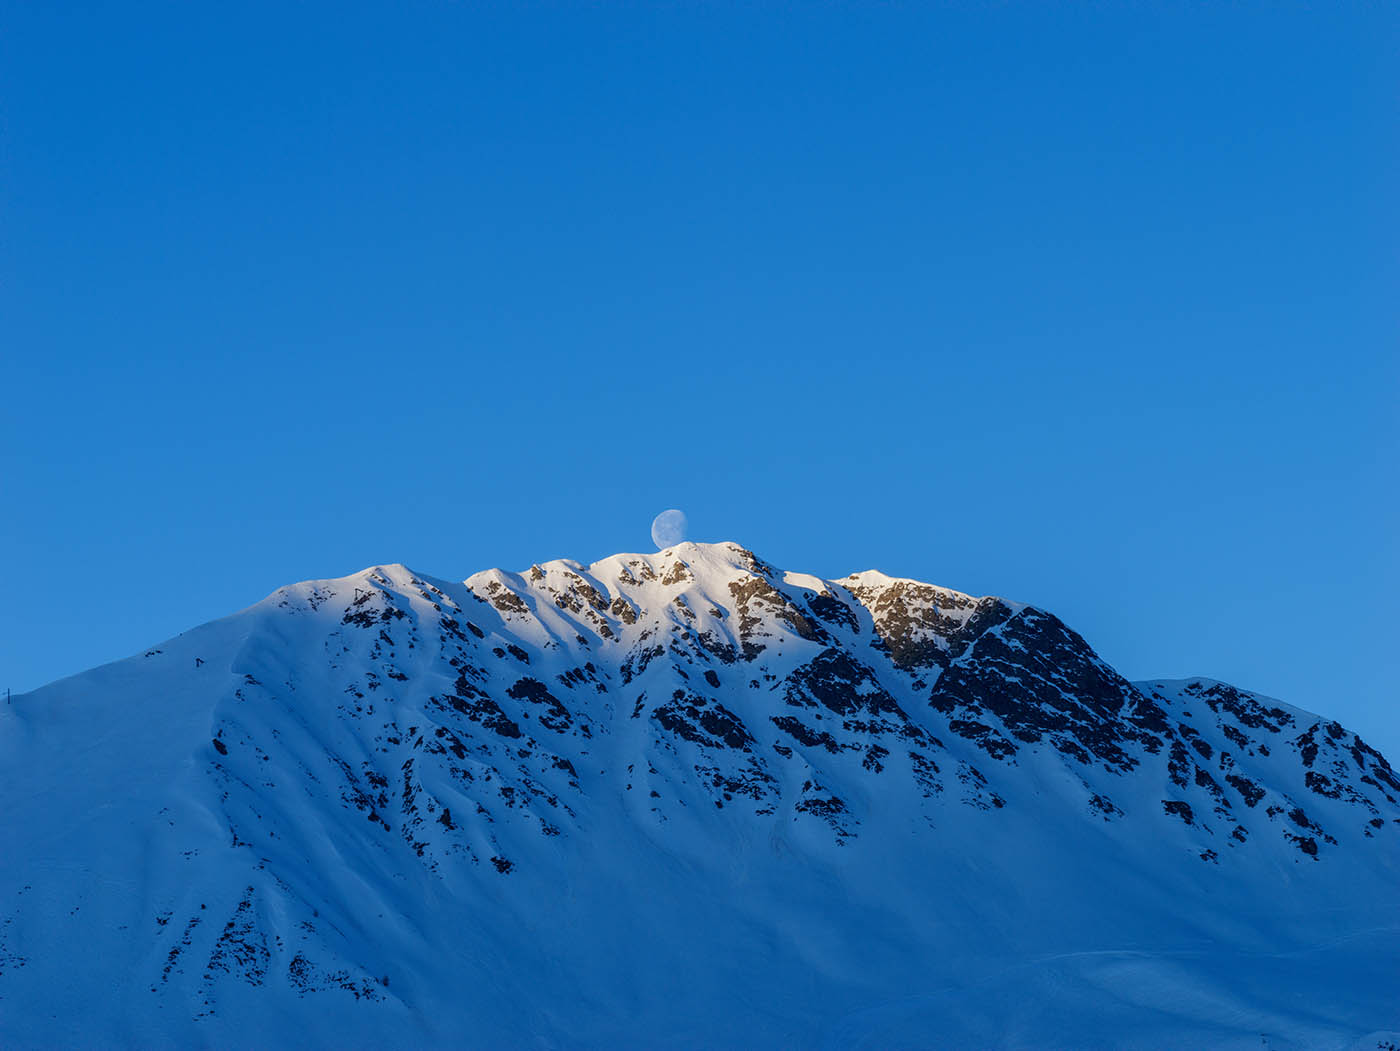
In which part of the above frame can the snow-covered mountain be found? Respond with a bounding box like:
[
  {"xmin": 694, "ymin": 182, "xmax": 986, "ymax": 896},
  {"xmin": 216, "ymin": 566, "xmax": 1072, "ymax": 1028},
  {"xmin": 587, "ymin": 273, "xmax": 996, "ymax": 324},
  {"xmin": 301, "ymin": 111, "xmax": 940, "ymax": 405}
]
[{"xmin": 2, "ymin": 542, "xmax": 1397, "ymax": 1048}]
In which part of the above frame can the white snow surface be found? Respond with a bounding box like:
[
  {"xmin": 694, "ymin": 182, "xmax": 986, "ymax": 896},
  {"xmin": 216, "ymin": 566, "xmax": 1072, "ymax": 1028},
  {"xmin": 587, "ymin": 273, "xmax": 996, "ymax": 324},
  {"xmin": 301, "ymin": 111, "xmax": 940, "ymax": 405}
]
[{"xmin": 1, "ymin": 541, "xmax": 1397, "ymax": 1049}]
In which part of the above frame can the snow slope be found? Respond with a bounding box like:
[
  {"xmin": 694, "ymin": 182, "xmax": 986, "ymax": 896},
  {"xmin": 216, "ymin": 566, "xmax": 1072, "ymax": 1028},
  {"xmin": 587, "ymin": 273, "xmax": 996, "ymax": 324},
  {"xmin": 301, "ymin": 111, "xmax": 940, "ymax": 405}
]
[{"xmin": 1, "ymin": 542, "xmax": 1397, "ymax": 1048}]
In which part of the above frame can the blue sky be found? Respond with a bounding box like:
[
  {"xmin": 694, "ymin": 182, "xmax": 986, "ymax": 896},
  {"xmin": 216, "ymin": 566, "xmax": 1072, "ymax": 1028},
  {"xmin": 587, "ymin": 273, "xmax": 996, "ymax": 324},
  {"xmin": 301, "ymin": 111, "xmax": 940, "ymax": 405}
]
[{"xmin": 3, "ymin": 4, "xmax": 1396, "ymax": 754}]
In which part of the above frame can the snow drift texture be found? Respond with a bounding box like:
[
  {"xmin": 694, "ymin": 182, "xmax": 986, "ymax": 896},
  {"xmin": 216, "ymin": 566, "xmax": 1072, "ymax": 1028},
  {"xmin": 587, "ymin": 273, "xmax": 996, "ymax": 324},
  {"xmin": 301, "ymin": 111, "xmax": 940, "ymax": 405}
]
[{"xmin": 2, "ymin": 542, "xmax": 1397, "ymax": 1049}]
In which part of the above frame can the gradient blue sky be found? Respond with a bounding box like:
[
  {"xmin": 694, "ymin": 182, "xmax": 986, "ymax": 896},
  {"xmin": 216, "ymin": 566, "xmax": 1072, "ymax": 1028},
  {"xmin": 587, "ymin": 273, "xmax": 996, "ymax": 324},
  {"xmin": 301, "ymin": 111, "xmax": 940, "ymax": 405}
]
[{"xmin": 3, "ymin": 4, "xmax": 1396, "ymax": 754}]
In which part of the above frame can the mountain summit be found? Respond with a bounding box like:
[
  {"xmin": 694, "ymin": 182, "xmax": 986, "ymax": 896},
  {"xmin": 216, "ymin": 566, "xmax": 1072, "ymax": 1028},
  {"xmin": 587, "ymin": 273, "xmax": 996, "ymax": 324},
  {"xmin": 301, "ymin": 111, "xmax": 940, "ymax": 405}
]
[{"xmin": 3, "ymin": 542, "xmax": 1397, "ymax": 1047}]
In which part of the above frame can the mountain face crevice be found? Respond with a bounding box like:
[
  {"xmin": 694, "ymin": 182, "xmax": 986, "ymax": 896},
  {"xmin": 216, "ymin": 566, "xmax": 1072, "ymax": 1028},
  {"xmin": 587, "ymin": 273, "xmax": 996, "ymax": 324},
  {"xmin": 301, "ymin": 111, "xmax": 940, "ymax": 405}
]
[{"xmin": 2, "ymin": 540, "xmax": 1397, "ymax": 1047}]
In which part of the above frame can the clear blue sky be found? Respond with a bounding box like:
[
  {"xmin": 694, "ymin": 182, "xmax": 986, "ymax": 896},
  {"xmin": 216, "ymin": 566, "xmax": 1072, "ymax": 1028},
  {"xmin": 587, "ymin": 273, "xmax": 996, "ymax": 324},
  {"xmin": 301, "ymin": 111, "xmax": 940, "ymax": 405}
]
[{"xmin": 3, "ymin": 5, "xmax": 1396, "ymax": 754}]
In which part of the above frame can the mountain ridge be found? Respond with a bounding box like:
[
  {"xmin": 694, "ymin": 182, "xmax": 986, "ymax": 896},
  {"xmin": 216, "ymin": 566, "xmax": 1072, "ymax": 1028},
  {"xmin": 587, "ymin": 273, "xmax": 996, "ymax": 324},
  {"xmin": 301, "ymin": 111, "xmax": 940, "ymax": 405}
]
[{"xmin": 2, "ymin": 541, "xmax": 1397, "ymax": 1048}]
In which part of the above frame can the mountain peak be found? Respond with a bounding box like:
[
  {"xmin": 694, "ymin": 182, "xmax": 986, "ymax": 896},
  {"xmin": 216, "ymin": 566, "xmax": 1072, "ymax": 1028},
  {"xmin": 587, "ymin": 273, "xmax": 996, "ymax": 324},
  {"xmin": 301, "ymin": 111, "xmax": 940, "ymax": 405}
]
[{"xmin": 3, "ymin": 546, "xmax": 1397, "ymax": 1047}]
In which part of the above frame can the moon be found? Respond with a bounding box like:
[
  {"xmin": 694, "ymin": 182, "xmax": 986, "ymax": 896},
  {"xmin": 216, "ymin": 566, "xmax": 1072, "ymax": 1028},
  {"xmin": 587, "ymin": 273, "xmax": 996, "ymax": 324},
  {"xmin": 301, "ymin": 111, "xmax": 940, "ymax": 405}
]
[{"xmin": 651, "ymin": 509, "xmax": 688, "ymax": 549}]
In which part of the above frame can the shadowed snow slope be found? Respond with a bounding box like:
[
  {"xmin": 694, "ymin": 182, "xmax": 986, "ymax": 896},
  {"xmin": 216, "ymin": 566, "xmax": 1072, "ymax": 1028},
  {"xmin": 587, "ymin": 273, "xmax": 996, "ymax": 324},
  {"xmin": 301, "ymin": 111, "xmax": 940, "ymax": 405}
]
[{"xmin": 2, "ymin": 542, "xmax": 1397, "ymax": 1048}]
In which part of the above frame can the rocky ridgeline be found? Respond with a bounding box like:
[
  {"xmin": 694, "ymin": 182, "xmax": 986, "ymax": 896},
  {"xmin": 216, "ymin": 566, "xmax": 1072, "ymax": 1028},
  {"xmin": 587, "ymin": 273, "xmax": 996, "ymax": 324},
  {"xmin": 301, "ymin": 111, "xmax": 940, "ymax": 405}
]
[{"xmin": 209, "ymin": 541, "xmax": 1396, "ymax": 874}]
